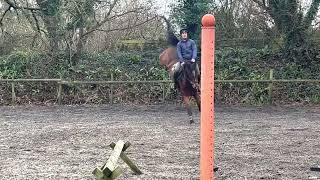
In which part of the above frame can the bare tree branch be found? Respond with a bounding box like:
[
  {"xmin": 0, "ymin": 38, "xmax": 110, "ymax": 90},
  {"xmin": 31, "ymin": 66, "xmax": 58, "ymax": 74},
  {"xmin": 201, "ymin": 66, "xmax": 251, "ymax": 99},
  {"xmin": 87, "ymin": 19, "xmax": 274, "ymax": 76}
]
[
  {"xmin": 0, "ymin": 6, "xmax": 11, "ymax": 26},
  {"xmin": 303, "ymin": 0, "xmax": 320, "ymax": 29},
  {"xmin": 4, "ymin": 0, "xmax": 40, "ymax": 11},
  {"xmin": 251, "ymin": 0, "xmax": 270, "ymax": 11},
  {"xmin": 31, "ymin": 10, "xmax": 41, "ymax": 33},
  {"xmin": 95, "ymin": 16, "xmax": 157, "ymax": 33},
  {"xmin": 1, "ymin": 0, "xmax": 40, "ymax": 26},
  {"xmin": 82, "ymin": 0, "xmax": 119, "ymax": 36},
  {"xmin": 82, "ymin": 7, "xmax": 145, "ymax": 37},
  {"xmin": 105, "ymin": 0, "xmax": 119, "ymax": 18}
]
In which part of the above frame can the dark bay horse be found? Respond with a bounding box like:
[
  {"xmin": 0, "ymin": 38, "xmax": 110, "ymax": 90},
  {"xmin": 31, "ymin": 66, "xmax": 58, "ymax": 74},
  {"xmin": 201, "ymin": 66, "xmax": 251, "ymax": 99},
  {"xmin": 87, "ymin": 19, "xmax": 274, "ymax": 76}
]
[{"xmin": 159, "ymin": 17, "xmax": 200, "ymax": 124}]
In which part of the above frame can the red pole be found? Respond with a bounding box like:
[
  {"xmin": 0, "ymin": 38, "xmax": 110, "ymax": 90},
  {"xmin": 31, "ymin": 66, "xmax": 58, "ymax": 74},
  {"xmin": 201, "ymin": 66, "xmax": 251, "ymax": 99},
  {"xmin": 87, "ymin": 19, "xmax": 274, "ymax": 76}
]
[{"xmin": 200, "ymin": 14, "xmax": 215, "ymax": 180}]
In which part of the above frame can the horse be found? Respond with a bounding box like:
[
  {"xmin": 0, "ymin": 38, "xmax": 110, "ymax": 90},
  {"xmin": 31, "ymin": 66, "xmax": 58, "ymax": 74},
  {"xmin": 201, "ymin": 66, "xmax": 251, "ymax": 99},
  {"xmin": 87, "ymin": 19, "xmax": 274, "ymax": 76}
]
[{"xmin": 159, "ymin": 16, "xmax": 201, "ymax": 124}]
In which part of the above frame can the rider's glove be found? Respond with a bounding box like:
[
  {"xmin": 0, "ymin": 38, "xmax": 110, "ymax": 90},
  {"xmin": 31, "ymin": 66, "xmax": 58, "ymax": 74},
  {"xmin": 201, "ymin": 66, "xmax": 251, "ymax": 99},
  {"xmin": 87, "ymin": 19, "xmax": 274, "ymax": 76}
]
[{"xmin": 191, "ymin": 59, "xmax": 195, "ymax": 63}]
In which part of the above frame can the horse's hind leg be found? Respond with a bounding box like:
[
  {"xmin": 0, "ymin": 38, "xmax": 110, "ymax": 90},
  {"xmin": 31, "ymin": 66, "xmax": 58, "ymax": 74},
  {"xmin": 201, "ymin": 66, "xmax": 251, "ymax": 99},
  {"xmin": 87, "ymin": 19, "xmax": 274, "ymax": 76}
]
[
  {"xmin": 193, "ymin": 93, "xmax": 201, "ymax": 112},
  {"xmin": 183, "ymin": 96, "xmax": 194, "ymax": 124}
]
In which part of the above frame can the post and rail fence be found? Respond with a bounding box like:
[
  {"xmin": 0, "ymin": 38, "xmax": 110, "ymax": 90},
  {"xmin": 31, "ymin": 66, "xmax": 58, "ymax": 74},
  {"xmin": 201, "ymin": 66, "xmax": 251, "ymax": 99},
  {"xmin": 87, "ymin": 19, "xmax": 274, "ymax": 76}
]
[{"xmin": 1, "ymin": 69, "xmax": 320, "ymax": 105}]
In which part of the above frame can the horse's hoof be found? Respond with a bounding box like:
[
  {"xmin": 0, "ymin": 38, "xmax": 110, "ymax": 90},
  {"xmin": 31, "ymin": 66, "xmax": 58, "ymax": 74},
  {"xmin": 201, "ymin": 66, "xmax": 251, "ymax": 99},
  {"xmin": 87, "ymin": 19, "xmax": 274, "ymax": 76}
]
[{"xmin": 190, "ymin": 119, "xmax": 195, "ymax": 124}]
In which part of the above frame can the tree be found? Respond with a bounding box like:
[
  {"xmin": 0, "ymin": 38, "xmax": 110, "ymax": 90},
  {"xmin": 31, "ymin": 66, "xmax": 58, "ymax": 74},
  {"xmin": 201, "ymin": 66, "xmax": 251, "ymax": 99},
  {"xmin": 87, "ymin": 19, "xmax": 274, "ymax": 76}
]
[
  {"xmin": 169, "ymin": 0, "xmax": 270, "ymax": 48},
  {"xmin": 214, "ymin": 0, "xmax": 270, "ymax": 39},
  {"xmin": 36, "ymin": 0, "xmax": 62, "ymax": 56},
  {"xmin": 169, "ymin": 0, "xmax": 213, "ymax": 42},
  {"xmin": 1, "ymin": 0, "xmax": 157, "ymax": 64},
  {"xmin": 252, "ymin": 0, "xmax": 320, "ymax": 64}
]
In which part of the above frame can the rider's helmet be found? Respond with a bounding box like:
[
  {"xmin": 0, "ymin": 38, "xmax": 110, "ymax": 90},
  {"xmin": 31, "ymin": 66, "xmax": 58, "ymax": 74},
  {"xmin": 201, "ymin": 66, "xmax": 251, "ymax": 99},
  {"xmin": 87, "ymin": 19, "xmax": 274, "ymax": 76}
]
[{"xmin": 180, "ymin": 28, "xmax": 188, "ymax": 35}]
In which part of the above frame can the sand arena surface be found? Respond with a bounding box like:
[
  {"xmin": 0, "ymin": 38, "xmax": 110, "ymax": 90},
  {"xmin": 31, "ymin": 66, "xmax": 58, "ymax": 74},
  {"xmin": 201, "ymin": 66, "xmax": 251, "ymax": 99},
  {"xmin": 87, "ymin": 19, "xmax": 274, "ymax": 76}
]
[{"xmin": 0, "ymin": 105, "xmax": 320, "ymax": 179}]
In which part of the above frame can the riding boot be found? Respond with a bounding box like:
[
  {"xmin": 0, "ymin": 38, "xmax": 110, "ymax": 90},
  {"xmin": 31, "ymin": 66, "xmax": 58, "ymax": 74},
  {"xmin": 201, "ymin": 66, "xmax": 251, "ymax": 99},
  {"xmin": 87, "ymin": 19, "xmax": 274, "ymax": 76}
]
[
  {"xmin": 174, "ymin": 81, "xmax": 178, "ymax": 89},
  {"xmin": 173, "ymin": 71, "xmax": 179, "ymax": 89},
  {"xmin": 195, "ymin": 64, "xmax": 200, "ymax": 84}
]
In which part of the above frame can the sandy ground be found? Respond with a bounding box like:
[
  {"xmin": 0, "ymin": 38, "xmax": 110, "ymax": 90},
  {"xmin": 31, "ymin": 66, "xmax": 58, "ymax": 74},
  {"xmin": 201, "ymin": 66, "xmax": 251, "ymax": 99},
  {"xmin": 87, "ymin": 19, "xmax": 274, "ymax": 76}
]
[{"xmin": 0, "ymin": 104, "xmax": 320, "ymax": 180}]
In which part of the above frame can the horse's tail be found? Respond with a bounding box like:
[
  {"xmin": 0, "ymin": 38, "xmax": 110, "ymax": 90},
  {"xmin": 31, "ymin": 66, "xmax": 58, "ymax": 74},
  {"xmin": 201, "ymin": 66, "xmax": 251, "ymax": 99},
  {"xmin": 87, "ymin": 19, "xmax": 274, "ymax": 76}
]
[{"xmin": 159, "ymin": 16, "xmax": 179, "ymax": 47}]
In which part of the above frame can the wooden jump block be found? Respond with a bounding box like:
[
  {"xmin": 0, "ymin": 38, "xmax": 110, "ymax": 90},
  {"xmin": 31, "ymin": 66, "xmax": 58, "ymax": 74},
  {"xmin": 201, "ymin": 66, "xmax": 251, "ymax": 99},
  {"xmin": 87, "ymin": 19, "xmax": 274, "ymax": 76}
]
[
  {"xmin": 93, "ymin": 167, "xmax": 123, "ymax": 180},
  {"xmin": 93, "ymin": 140, "xmax": 142, "ymax": 180},
  {"xmin": 110, "ymin": 142, "xmax": 143, "ymax": 175},
  {"xmin": 93, "ymin": 140, "xmax": 125, "ymax": 180}
]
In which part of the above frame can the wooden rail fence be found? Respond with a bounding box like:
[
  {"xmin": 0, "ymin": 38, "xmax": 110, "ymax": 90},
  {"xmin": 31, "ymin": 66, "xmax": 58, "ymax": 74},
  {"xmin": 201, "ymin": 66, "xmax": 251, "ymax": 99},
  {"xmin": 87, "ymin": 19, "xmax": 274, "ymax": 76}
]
[{"xmin": 1, "ymin": 70, "xmax": 320, "ymax": 105}]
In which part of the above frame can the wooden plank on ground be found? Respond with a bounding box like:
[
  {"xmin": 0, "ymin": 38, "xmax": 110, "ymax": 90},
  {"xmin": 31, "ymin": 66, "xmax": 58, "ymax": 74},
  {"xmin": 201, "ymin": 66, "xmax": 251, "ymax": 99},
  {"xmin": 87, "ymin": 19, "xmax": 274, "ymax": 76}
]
[
  {"xmin": 110, "ymin": 142, "xmax": 142, "ymax": 175},
  {"xmin": 101, "ymin": 140, "xmax": 125, "ymax": 177},
  {"xmin": 92, "ymin": 167, "xmax": 123, "ymax": 180},
  {"xmin": 110, "ymin": 142, "xmax": 131, "ymax": 152},
  {"xmin": 92, "ymin": 167, "xmax": 106, "ymax": 180},
  {"xmin": 109, "ymin": 167, "xmax": 123, "ymax": 179}
]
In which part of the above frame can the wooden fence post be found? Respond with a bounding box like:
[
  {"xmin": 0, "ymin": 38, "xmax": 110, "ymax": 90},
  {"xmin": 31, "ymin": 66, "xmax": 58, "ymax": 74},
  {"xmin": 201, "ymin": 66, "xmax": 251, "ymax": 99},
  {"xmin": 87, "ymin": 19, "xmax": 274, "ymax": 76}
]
[
  {"xmin": 162, "ymin": 82, "xmax": 166, "ymax": 103},
  {"xmin": 110, "ymin": 73, "xmax": 114, "ymax": 104},
  {"xmin": 57, "ymin": 79, "xmax": 62, "ymax": 105},
  {"xmin": 11, "ymin": 78, "xmax": 16, "ymax": 105},
  {"xmin": 268, "ymin": 69, "xmax": 274, "ymax": 104}
]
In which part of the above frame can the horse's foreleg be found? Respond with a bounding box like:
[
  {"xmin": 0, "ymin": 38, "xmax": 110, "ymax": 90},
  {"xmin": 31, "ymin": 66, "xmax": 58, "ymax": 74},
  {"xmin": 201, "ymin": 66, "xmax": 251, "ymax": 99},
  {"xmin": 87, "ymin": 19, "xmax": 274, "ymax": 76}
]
[
  {"xmin": 194, "ymin": 93, "xmax": 201, "ymax": 112},
  {"xmin": 183, "ymin": 96, "xmax": 194, "ymax": 124}
]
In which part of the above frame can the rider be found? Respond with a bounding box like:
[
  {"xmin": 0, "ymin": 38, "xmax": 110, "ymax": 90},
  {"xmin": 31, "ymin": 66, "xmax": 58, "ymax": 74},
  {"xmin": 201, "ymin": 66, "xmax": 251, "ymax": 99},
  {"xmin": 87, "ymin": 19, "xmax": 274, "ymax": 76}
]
[{"xmin": 176, "ymin": 28, "xmax": 199, "ymax": 80}]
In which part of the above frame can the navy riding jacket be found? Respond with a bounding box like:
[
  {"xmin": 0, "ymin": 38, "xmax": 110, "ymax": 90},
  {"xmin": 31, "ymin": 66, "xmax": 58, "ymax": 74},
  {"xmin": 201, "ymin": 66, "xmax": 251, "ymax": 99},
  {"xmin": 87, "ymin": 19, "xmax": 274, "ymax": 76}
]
[{"xmin": 177, "ymin": 39, "xmax": 197, "ymax": 62}]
